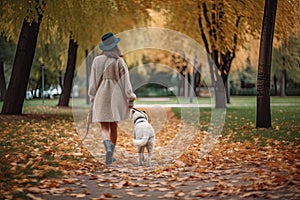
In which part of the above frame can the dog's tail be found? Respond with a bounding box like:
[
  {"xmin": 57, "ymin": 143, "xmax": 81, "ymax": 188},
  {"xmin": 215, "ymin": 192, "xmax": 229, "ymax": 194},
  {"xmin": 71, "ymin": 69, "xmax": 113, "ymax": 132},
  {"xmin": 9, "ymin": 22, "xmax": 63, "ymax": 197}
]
[{"xmin": 133, "ymin": 136, "xmax": 149, "ymax": 147}]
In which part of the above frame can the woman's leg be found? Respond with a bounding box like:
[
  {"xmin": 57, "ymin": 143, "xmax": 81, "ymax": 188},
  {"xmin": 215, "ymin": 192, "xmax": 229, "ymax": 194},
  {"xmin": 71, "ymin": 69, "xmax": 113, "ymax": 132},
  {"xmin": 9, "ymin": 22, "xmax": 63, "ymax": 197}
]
[
  {"xmin": 110, "ymin": 122, "xmax": 118, "ymax": 145},
  {"xmin": 100, "ymin": 122, "xmax": 110, "ymax": 140},
  {"xmin": 109, "ymin": 122, "xmax": 118, "ymax": 162},
  {"xmin": 100, "ymin": 122, "xmax": 112, "ymax": 164}
]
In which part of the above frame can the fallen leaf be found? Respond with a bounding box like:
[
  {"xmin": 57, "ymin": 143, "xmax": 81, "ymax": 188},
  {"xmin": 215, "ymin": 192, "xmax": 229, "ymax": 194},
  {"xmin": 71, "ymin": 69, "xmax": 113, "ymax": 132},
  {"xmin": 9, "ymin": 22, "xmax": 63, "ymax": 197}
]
[{"xmin": 26, "ymin": 193, "xmax": 45, "ymax": 200}]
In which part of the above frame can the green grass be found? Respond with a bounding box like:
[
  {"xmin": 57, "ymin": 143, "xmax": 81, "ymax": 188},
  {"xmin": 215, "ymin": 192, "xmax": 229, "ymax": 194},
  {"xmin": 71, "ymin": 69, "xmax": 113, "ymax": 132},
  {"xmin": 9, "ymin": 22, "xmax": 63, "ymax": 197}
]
[
  {"xmin": 1, "ymin": 96, "xmax": 299, "ymax": 146},
  {"xmin": 44, "ymin": 169, "xmax": 62, "ymax": 178},
  {"xmin": 172, "ymin": 96, "xmax": 300, "ymax": 144}
]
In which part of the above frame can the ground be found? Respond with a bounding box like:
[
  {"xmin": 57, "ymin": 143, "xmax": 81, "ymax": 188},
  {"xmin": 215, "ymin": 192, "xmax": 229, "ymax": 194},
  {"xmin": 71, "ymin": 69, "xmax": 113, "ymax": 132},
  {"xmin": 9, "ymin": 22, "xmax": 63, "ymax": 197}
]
[{"xmin": 0, "ymin": 97, "xmax": 299, "ymax": 199}]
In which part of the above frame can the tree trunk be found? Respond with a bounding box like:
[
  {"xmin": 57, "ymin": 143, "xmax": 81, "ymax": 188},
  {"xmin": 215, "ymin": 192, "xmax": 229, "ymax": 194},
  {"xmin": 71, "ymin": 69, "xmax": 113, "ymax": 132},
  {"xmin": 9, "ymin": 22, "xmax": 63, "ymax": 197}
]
[
  {"xmin": 273, "ymin": 75, "xmax": 278, "ymax": 96},
  {"xmin": 210, "ymin": 55, "xmax": 226, "ymax": 109},
  {"xmin": 214, "ymin": 76, "xmax": 226, "ymax": 108},
  {"xmin": 58, "ymin": 39, "xmax": 78, "ymax": 107},
  {"xmin": 256, "ymin": 0, "xmax": 278, "ymax": 128},
  {"xmin": 198, "ymin": 8, "xmax": 226, "ymax": 108},
  {"xmin": 225, "ymin": 78, "xmax": 230, "ymax": 104},
  {"xmin": 280, "ymin": 70, "xmax": 286, "ymax": 97},
  {"xmin": 221, "ymin": 72, "xmax": 230, "ymax": 104},
  {"xmin": 0, "ymin": 61, "xmax": 6, "ymax": 101},
  {"xmin": 59, "ymin": 71, "xmax": 63, "ymax": 90},
  {"xmin": 1, "ymin": 19, "xmax": 41, "ymax": 114},
  {"xmin": 220, "ymin": 15, "xmax": 241, "ymax": 104},
  {"xmin": 194, "ymin": 71, "xmax": 201, "ymax": 96}
]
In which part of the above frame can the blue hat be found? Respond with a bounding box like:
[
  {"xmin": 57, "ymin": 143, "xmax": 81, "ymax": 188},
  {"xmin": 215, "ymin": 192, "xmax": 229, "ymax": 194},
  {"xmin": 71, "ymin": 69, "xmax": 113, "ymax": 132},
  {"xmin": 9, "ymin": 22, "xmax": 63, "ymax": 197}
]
[{"xmin": 99, "ymin": 32, "xmax": 120, "ymax": 51}]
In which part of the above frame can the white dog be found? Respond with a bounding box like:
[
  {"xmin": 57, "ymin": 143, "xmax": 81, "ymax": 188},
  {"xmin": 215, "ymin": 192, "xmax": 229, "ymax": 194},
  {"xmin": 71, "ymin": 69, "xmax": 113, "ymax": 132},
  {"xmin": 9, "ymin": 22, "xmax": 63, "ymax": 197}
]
[{"xmin": 132, "ymin": 110, "xmax": 155, "ymax": 167}]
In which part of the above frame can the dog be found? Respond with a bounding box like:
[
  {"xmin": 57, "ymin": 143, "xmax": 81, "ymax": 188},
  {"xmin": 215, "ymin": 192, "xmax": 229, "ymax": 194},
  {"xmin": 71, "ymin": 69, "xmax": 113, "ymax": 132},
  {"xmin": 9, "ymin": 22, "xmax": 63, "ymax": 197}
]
[{"xmin": 132, "ymin": 109, "xmax": 155, "ymax": 167}]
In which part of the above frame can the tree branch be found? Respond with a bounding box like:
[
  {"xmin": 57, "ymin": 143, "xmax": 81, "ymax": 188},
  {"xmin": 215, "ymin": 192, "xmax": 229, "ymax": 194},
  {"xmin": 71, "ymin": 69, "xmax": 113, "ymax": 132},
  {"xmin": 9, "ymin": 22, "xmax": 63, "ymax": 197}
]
[
  {"xmin": 198, "ymin": 3, "xmax": 210, "ymax": 53},
  {"xmin": 212, "ymin": 2, "xmax": 217, "ymax": 41}
]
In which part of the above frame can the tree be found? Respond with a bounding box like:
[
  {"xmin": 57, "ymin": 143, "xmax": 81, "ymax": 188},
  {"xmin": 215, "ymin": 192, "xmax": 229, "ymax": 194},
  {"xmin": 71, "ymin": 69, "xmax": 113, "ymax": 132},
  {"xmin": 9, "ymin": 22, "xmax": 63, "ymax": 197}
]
[
  {"xmin": 0, "ymin": 0, "xmax": 149, "ymax": 111},
  {"xmin": 0, "ymin": 0, "xmax": 104, "ymax": 111},
  {"xmin": 1, "ymin": 1, "xmax": 45, "ymax": 114},
  {"xmin": 239, "ymin": 57, "xmax": 256, "ymax": 89},
  {"xmin": 58, "ymin": 37, "xmax": 78, "ymax": 106},
  {"xmin": 256, "ymin": 0, "xmax": 278, "ymax": 128},
  {"xmin": 28, "ymin": 32, "xmax": 67, "ymax": 98},
  {"xmin": 150, "ymin": 0, "xmax": 264, "ymax": 107},
  {"xmin": 154, "ymin": 0, "xmax": 299, "ymax": 106},
  {"xmin": 0, "ymin": 62, "xmax": 5, "ymax": 101},
  {"xmin": 56, "ymin": 0, "xmax": 149, "ymax": 107},
  {"xmin": 272, "ymin": 34, "xmax": 300, "ymax": 96},
  {"xmin": 0, "ymin": 35, "xmax": 16, "ymax": 101},
  {"xmin": 198, "ymin": 2, "xmax": 241, "ymax": 105}
]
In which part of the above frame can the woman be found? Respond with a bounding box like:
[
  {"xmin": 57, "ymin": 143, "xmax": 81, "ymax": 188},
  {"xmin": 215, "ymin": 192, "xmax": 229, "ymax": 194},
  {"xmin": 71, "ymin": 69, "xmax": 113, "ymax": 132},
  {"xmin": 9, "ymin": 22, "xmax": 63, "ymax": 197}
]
[{"xmin": 88, "ymin": 32, "xmax": 136, "ymax": 165}]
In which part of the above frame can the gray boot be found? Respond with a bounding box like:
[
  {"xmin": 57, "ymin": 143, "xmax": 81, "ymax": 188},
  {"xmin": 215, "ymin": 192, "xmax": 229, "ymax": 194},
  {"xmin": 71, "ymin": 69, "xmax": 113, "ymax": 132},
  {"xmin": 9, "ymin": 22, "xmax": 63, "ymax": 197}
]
[
  {"xmin": 103, "ymin": 140, "xmax": 112, "ymax": 164},
  {"xmin": 111, "ymin": 143, "xmax": 116, "ymax": 162}
]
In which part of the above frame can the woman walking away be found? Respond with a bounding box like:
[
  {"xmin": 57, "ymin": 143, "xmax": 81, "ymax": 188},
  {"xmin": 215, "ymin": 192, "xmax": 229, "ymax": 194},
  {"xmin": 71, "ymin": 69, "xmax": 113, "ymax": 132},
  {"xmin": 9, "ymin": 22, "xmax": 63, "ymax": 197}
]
[{"xmin": 88, "ymin": 32, "xmax": 136, "ymax": 165}]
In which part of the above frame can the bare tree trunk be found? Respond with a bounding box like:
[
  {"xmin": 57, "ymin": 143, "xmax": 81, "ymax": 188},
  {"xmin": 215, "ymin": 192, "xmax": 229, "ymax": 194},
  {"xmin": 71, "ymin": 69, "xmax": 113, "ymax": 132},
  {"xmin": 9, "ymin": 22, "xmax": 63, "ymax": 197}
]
[
  {"xmin": 58, "ymin": 38, "xmax": 78, "ymax": 107},
  {"xmin": 256, "ymin": 0, "xmax": 278, "ymax": 128},
  {"xmin": 0, "ymin": 61, "xmax": 6, "ymax": 101},
  {"xmin": 1, "ymin": 18, "xmax": 42, "ymax": 114}
]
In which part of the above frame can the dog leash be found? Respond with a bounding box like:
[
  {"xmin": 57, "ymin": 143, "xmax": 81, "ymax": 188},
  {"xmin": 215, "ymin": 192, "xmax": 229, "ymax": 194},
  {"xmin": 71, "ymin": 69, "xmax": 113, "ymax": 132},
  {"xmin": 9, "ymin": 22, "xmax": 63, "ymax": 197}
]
[
  {"xmin": 80, "ymin": 107, "xmax": 143, "ymax": 147},
  {"xmin": 79, "ymin": 110, "xmax": 92, "ymax": 147},
  {"xmin": 81, "ymin": 105, "xmax": 129, "ymax": 147},
  {"xmin": 132, "ymin": 107, "xmax": 143, "ymax": 113}
]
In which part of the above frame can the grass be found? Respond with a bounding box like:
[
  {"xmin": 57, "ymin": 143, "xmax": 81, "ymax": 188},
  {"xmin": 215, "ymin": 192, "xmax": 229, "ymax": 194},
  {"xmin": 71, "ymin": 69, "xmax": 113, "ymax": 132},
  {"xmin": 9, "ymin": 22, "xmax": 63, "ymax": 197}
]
[{"xmin": 172, "ymin": 96, "xmax": 300, "ymax": 144}]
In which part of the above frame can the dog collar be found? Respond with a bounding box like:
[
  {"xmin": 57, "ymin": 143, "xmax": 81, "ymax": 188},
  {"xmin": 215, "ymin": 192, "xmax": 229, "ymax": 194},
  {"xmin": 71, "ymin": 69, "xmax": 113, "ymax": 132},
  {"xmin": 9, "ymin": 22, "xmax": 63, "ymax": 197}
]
[{"xmin": 134, "ymin": 116, "xmax": 146, "ymax": 124}]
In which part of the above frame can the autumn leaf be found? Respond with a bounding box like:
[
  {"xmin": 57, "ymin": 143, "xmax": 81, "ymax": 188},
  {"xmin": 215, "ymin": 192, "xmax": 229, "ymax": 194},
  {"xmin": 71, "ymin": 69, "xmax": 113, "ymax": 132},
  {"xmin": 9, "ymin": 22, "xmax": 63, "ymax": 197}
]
[{"xmin": 1, "ymin": 103, "xmax": 299, "ymax": 199}]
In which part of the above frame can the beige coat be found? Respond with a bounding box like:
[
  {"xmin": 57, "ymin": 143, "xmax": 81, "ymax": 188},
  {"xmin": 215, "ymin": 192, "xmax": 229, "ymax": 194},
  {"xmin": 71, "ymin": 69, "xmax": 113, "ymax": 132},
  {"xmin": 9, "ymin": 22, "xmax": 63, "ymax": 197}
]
[{"xmin": 88, "ymin": 55, "xmax": 136, "ymax": 122}]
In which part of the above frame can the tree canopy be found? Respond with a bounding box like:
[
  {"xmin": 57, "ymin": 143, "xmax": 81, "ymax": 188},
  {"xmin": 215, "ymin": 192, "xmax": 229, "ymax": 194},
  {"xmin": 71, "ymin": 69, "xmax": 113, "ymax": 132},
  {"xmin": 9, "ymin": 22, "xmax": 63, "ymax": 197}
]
[
  {"xmin": 0, "ymin": 0, "xmax": 299, "ymax": 111},
  {"xmin": 1, "ymin": 0, "xmax": 298, "ymax": 74},
  {"xmin": 0, "ymin": 0, "xmax": 150, "ymax": 64}
]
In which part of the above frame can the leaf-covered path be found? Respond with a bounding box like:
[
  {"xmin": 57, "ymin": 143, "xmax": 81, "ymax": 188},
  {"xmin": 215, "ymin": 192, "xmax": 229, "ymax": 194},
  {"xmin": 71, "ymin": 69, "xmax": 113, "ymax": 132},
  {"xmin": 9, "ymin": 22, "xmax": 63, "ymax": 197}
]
[
  {"xmin": 31, "ymin": 160, "xmax": 300, "ymax": 200},
  {"xmin": 1, "ymin": 106, "xmax": 299, "ymax": 199},
  {"xmin": 29, "ymin": 137, "xmax": 300, "ymax": 200}
]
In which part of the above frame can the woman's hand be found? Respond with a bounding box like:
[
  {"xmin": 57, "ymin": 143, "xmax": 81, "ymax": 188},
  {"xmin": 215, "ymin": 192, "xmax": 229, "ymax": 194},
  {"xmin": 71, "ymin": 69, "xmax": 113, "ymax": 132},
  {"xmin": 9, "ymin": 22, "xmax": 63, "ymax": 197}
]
[
  {"xmin": 129, "ymin": 101, "xmax": 134, "ymax": 109},
  {"xmin": 128, "ymin": 93, "xmax": 136, "ymax": 109}
]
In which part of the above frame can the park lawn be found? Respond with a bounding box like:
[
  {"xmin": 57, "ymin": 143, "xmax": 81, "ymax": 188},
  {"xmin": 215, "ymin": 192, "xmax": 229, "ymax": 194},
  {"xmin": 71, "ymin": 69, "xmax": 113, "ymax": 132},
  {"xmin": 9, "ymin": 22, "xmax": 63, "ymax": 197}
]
[
  {"xmin": 172, "ymin": 96, "xmax": 300, "ymax": 145},
  {"xmin": 1, "ymin": 96, "xmax": 299, "ymax": 146},
  {"xmin": 18, "ymin": 96, "xmax": 299, "ymax": 145},
  {"xmin": 221, "ymin": 105, "xmax": 300, "ymax": 145},
  {"xmin": 227, "ymin": 97, "xmax": 299, "ymax": 145}
]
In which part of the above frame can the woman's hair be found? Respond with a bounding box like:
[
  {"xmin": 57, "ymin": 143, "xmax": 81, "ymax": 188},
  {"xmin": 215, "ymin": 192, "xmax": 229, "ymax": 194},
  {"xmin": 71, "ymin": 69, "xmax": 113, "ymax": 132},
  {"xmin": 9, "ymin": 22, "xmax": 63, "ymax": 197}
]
[{"xmin": 102, "ymin": 46, "xmax": 121, "ymax": 59}]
